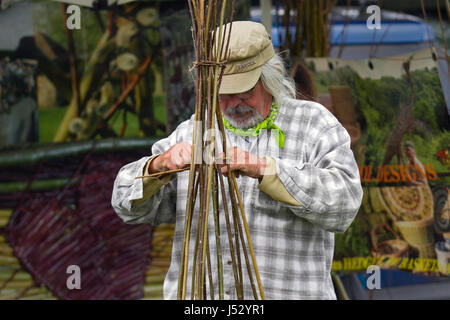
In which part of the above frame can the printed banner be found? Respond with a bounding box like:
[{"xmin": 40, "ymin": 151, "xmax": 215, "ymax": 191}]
[
  {"xmin": 304, "ymin": 48, "xmax": 450, "ymax": 276},
  {"xmin": 0, "ymin": 57, "xmax": 38, "ymax": 147}
]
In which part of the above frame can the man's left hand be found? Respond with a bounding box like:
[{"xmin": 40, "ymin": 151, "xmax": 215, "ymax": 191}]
[{"xmin": 218, "ymin": 146, "xmax": 266, "ymax": 180}]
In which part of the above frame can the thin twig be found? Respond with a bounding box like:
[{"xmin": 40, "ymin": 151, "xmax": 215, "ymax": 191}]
[
  {"xmin": 212, "ymin": 170, "xmax": 224, "ymax": 299},
  {"xmin": 206, "ymin": 233, "xmax": 214, "ymax": 300},
  {"xmin": 227, "ymin": 173, "xmax": 243, "ymax": 298},
  {"xmin": 217, "ymin": 165, "xmax": 244, "ymax": 299},
  {"xmin": 134, "ymin": 167, "xmax": 188, "ymax": 179},
  {"xmin": 103, "ymin": 55, "xmax": 152, "ymax": 121},
  {"xmin": 61, "ymin": 3, "xmax": 81, "ymax": 117},
  {"xmin": 231, "ymin": 173, "xmax": 265, "ymax": 299}
]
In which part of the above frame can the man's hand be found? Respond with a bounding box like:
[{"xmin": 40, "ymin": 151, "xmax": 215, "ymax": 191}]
[
  {"xmin": 149, "ymin": 142, "xmax": 192, "ymax": 174},
  {"xmin": 218, "ymin": 146, "xmax": 266, "ymax": 179}
]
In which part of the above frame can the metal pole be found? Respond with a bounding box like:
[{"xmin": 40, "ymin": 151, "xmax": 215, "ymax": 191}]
[{"xmin": 260, "ymin": 0, "xmax": 272, "ymax": 34}]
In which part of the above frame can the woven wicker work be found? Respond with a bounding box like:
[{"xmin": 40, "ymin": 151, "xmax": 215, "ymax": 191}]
[
  {"xmin": 395, "ymin": 217, "xmax": 434, "ymax": 246},
  {"xmin": 2, "ymin": 153, "xmax": 154, "ymax": 299}
]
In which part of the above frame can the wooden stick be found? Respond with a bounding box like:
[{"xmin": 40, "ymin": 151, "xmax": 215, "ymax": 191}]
[
  {"xmin": 103, "ymin": 55, "xmax": 152, "ymax": 121},
  {"xmin": 134, "ymin": 167, "xmax": 189, "ymax": 179},
  {"xmin": 178, "ymin": 0, "xmax": 204, "ymax": 300},
  {"xmin": 212, "ymin": 170, "xmax": 224, "ymax": 299},
  {"xmin": 217, "ymin": 166, "xmax": 243, "ymax": 299},
  {"xmin": 228, "ymin": 175, "xmax": 243, "ymax": 295},
  {"xmin": 229, "ymin": 181, "xmax": 259, "ymax": 299},
  {"xmin": 61, "ymin": 3, "xmax": 81, "ymax": 117},
  {"xmin": 231, "ymin": 173, "xmax": 265, "ymax": 300},
  {"xmin": 206, "ymin": 232, "xmax": 214, "ymax": 300}
]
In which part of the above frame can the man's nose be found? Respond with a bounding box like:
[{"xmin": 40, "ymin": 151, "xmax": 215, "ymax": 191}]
[{"xmin": 224, "ymin": 95, "xmax": 242, "ymax": 108}]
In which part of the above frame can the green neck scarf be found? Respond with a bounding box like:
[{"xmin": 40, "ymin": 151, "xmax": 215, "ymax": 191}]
[{"xmin": 222, "ymin": 101, "xmax": 285, "ymax": 148}]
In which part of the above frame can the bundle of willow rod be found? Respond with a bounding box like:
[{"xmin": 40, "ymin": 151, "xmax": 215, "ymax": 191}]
[{"xmin": 177, "ymin": 0, "xmax": 264, "ymax": 300}]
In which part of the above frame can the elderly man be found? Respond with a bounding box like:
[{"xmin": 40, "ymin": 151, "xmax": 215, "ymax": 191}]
[{"xmin": 112, "ymin": 21, "xmax": 363, "ymax": 300}]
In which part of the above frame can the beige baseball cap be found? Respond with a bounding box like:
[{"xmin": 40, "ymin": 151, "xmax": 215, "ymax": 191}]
[{"xmin": 217, "ymin": 21, "xmax": 275, "ymax": 94}]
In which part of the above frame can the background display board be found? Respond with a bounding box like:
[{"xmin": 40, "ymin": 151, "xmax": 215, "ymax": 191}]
[{"xmin": 305, "ymin": 48, "xmax": 450, "ymax": 276}]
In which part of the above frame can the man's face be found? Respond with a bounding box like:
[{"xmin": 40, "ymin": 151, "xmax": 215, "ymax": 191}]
[
  {"xmin": 219, "ymin": 81, "xmax": 272, "ymax": 129},
  {"xmin": 405, "ymin": 146, "xmax": 414, "ymax": 160}
]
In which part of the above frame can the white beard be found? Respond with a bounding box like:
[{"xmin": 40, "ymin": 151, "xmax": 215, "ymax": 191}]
[{"xmin": 223, "ymin": 105, "xmax": 266, "ymax": 129}]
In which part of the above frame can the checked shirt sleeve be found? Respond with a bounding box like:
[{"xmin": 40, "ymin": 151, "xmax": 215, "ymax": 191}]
[
  {"xmin": 258, "ymin": 156, "xmax": 302, "ymax": 206},
  {"xmin": 111, "ymin": 132, "xmax": 180, "ymax": 226},
  {"xmin": 274, "ymin": 123, "xmax": 363, "ymax": 233}
]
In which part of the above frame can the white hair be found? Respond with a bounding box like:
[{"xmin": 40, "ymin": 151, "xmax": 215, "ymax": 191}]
[{"xmin": 260, "ymin": 53, "xmax": 296, "ymax": 103}]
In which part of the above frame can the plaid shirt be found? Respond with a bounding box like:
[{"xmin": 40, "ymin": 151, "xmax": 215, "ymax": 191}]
[{"xmin": 111, "ymin": 98, "xmax": 363, "ymax": 300}]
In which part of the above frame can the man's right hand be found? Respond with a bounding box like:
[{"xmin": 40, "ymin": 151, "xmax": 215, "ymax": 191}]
[{"xmin": 148, "ymin": 142, "xmax": 192, "ymax": 174}]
